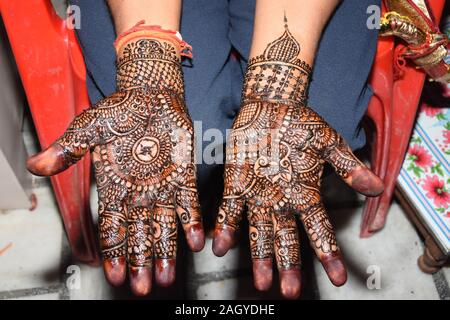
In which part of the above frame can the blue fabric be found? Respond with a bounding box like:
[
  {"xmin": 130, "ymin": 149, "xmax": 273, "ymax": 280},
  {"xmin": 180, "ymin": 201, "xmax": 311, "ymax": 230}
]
[{"xmin": 70, "ymin": 0, "xmax": 380, "ymax": 215}]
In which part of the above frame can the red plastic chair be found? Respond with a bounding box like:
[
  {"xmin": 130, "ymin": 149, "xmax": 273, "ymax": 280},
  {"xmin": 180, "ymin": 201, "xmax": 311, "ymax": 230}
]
[
  {"xmin": 361, "ymin": 0, "xmax": 446, "ymax": 237},
  {"xmin": 0, "ymin": 0, "xmax": 99, "ymax": 264}
]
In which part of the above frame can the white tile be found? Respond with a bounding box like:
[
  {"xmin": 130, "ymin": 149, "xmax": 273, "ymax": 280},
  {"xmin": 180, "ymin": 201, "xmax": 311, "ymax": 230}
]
[
  {"xmin": 89, "ymin": 183, "xmax": 99, "ymax": 225},
  {"xmin": 197, "ymin": 279, "xmax": 236, "ymax": 300},
  {"xmin": 314, "ymin": 201, "xmax": 439, "ymax": 300},
  {"xmin": 68, "ymin": 264, "xmax": 115, "ymax": 300},
  {"xmin": 192, "ymin": 238, "xmax": 250, "ymax": 275},
  {"xmin": 0, "ymin": 186, "xmax": 63, "ymax": 291},
  {"xmin": 196, "ymin": 276, "xmax": 258, "ymax": 300},
  {"xmin": 195, "ymin": 274, "xmax": 281, "ymax": 300}
]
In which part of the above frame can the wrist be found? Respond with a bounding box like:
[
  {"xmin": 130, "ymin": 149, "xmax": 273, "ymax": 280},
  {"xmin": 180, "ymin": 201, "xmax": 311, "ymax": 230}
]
[
  {"xmin": 242, "ymin": 25, "xmax": 312, "ymax": 107},
  {"xmin": 114, "ymin": 22, "xmax": 192, "ymax": 94}
]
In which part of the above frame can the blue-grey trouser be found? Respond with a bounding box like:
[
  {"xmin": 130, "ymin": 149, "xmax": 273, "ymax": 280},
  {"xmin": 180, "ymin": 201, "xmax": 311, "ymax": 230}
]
[{"xmin": 71, "ymin": 0, "xmax": 380, "ymax": 217}]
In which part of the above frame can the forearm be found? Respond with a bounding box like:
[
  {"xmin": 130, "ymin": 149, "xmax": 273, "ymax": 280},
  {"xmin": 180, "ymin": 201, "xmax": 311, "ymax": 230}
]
[
  {"xmin": 107, "ymin": 0, "xmax": 182, "ymax": 34},
  {"xmin": 107, "ymin": 1, "xmax": 189, "ymax": 94},
  {"xmin": 250, "ymin": 0, "xmax": 340, "ymax": 67},
  {"xmin": 243, "ymin": 0, "xmax": 340, "ymax": 107}
]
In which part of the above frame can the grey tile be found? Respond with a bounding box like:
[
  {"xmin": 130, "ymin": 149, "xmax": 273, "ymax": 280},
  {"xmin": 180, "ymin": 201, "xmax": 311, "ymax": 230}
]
[
  {"xmin": 439, "ymin": 262, "xmax": 450, "ymax": 293},
  {"xmin": 433, "ymin": 270, "xmax": 450, "ymax": 300},
  {"xmin": 0, "ymin": 284, "xmax": 62, "ymax": 300},
  {"xmin": 10, "ymin": 292, "xmax": 60, "ymax": 300}
]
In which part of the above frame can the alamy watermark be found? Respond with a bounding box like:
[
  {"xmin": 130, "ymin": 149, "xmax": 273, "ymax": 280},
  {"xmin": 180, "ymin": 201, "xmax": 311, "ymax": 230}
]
[
  {"xmin": 64, "ymin": 5, "xmax": 383, "ymax": 33},
  {"xmin": 66, "ymin": 5, "xmax": 81, "ymax": 30},
  {"xmin": 366, "ymin": 5, "xmax": 382, "ymax": 30},
  {"xmin": 66, "ymin": 265, "xmax": 81, "ymax": 290},
  {"xmin": 366, "ymin": 265, "xmax": 382, "ymax": 290}
]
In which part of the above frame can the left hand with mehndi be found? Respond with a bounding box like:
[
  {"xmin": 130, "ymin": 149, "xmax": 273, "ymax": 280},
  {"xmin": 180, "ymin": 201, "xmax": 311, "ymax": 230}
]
[{"xmin": 212, "ymin": 24, "xmax": 384, "ymax": 299}]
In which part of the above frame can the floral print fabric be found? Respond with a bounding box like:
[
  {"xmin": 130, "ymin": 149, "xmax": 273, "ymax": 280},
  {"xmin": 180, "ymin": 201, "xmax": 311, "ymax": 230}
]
[{"xmin": 398, "ymin": 102, "xmax": 450, "ymax": 253}]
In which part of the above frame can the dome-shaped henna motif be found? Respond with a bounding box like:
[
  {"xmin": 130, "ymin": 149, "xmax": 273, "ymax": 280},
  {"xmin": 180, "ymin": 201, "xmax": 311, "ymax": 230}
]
[{"xmin": 263, "ymin": 17, "xmax": 300, "ymax": 63}]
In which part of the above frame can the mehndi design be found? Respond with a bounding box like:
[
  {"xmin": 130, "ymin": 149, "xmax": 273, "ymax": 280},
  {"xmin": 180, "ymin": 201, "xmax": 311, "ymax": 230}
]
[
  {"xmin": 27, "ymin": 27, "xmax": 204, "ymax": 296},
  {"xmin": 213, "ymin": 18, "xmax": 383, "ymax": 299}
]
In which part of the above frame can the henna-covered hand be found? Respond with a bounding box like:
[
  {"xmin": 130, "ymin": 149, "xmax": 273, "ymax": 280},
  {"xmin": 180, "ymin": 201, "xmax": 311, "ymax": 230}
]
[
  {"xmin": 213, "ymin": 22, "xmax": 383, "ymax": 299},
  {"xmin": 27, "ymin": 29, "xmax": 204, "ymax": 296}
]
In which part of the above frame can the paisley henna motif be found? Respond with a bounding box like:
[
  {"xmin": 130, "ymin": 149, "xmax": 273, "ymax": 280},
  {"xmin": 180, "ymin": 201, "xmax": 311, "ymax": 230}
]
[
  {"xmin": 213, "ymin": 18, "xmax": 383, "ymax": 299},
  {"xmin": 27, "ymin": 30, "xmax": 204, "ymax": 295}
]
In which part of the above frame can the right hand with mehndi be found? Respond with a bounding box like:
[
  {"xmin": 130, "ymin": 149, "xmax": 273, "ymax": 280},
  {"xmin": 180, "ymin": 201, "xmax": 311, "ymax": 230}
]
[
  {"xmin": 213, "ymin": 25, "xmax": 384, "ymax": 299},
  {"xmin": 27, "ymin": 26, "xmax": 204, "ymax": 296}
]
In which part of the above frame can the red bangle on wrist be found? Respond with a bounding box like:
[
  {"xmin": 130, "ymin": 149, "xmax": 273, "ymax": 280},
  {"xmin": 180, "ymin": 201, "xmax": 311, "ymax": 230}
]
[{"xmin": 114, "ymin": 20, "xmax": 193, "ymax": 59}]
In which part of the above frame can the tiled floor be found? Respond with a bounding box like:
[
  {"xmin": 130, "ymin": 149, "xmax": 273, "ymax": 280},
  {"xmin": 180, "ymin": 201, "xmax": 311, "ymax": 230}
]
[{"xmin": 0, "ymin": 165, "xmax": 449, "ymax": 300}]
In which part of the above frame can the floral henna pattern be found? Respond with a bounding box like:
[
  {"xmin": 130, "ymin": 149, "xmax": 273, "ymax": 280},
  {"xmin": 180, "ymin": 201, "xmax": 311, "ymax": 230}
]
[
  {"xmin": 79, "ymin": 83, "xmax": 198, "ymax": 270},
  {"xmin": 222, "ymin": 101, "xmax": 356, "ymax": 258},
  {"xmin": 214, "ymin": 17, "xmax": 383, "ymax": 297},
  {"xmin": 27, "ymin": 33, "xmax": 204, "ymax": 294}
]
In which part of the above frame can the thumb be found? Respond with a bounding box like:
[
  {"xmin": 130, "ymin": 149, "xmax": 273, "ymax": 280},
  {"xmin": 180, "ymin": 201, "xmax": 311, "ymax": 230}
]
[
  {"xmin": 27, "ymin": 108, "xmax": 102, "ymax": 176},
  {"xmin": 324, "ymin": 133, "xmax": 384, "ymax": 197}
]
